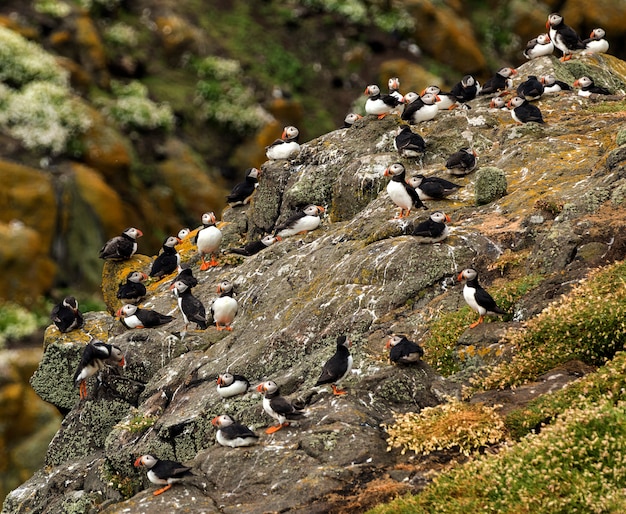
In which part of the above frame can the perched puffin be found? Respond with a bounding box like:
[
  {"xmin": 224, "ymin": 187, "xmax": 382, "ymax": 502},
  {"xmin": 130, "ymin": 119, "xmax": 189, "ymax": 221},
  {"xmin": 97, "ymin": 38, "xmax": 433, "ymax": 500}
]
[
  {"xmin": 573, "ymin": 76, "xmax": 612, "ymax": 97},
  {"xmin": 523, "ymin": 34, "xmax": 554, "ymax": 60},
  {"xmin": 170, "ymin": 280, "xmax": 207, "ymax": 330},
  {"xmin": 516, "ymin": 75, "xmax": 544, "ymax": 101},
  {"xmin": 117, "ymin": 271, "xmax": 148, "ymax": 304},
  {"xmin": 421, "ymin": 85, "xmax": 458, "ymax": 110},
  {"xmin": 385, "ymin": 335, "xmax": 424, "ymax": 364},
  {"xmin": 195, "ymin": 212, "xmax": 222, "ymax": 270},
  {"xmin": 364, "ymin": 84, "xmax": 403, "ymax": 118},
  {"xmin": 445, "ymin": 148, "xmax": 478, "ymax": 176},
  {"xmin": 394, "ymin": 126, "xmax": 426, "ymax": 158},
  {"xmin": 540, "ymin": 74, "xmax": 572, "ymax": 94},
  {"xmin": 409, "ymin": 211, "xmax": 451, "ymax": 243},
  {"xmin": 384, "ymin": 163, "xmax": 426, "ymax": 218},
  {"xmin": 458, "ymin": 268, "xmax": 507, "ymax": 328},
  {"xmin": 116, "ymin": 304, "xmax": 174, "ymax": 329},
  {"xmin": 547, "ymin": 13, "xmax": 585, "ymax": 61},
  {"xmin": 212, "ymin": 414, "xmax": 259, "ymax": 448},
  {"xmin": 134, "ymin": 455, "xmax": 193, "ymax": 496},
  {"xmin": 50, "ymin": 296, "xmax": 84, "ymax": 333},
  {"xmin": 257, "ymin": 380, "xmax": 307, "ymax": 434},
  {"xmin": 216, "ymin": 372, "xmax": 250, "ymax": 398},
  {"xmin": 406, "ymin": 175, "xmax": 461, "ymax": 201},
  {"xmin": 507, "ymin": 96, "xmax": 545, "ymax": 124},
  {"xmin": 450, "ymin": 75, "xmax": 480, "ymax": 103},
  {"xmin": 172, "ymin": 267, "xmax": 198, "ymax": 289},
  {"xmin": 227, "ymin": 234, "xmax": 279, "ymax": 256},
  {"xmin": 150, "ymin": 236, "xmax": 182, "ymax": 279},
  {"xmin": 177, "ymin": 227, "xmax": 191, "ymax": 240},
  {"xmin": 314, "ymin": 335, "xmax": 353, "ymax": 395},
  {"xmin": 478, "ymin": 67, "xmax": 517, "ymax": 96},
  {"xmin": 265, "ymin": 126, "xmax": 301, "ymax": 160},
  {"xmin": 341, "ymin": 113, "xmax": 363, "ymax": 128},
  {"xmin": 401, "ymin": 92, "xmax": 439, "ymax": 124},
  {"xmin": 210, "ymin": 280, "xmax": 238, "ymax": 331},
  {"xmin": 583, "ymin": 28, "xmax": 609, "ymax": 54},
  {"xmin": 73, "ymin": 340, "xmax": 125, "ymax": 399},
  {"xmin": 99, "ymin": 227, "xmax": 143, "ymax": 261},
  {"xmin": 274, "ymin": 205, "xmax": 325, "ymax": 238},
  {"xmin": 227, "ymin": 167, "xmax": 261, "ymax": 207},
  {"xmin": 387, "ymin": 77, "xmax": 404, "ymax": 103},
  {"xmin": 489, "ymin": 97, "xmax": 507, "ymax": 109}
]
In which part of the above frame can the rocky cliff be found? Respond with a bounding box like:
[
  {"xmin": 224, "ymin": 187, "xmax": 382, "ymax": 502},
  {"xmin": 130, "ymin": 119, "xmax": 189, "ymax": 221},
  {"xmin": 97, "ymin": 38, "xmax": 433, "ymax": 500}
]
[{"xmin": 3, "ymin": 53, "xmax": 626, "ymax": 513}]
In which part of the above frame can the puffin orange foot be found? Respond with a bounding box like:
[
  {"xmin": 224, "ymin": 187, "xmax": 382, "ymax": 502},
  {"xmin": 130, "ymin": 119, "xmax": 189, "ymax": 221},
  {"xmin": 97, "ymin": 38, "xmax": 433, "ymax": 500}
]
[
  {"xmin": 331, "ymin": 385, "xmax": 347, "ymax": 395},
  {"xmin": 469, "ymin": 316, "xmax": 484, "ymax": 329},
  {"xmin": 79, "ymin": 381, "xmax": 88, "ymax": 399},
  {"xmin": 265, "ymin": 423, "xmax": 289, "ymax": 434}
]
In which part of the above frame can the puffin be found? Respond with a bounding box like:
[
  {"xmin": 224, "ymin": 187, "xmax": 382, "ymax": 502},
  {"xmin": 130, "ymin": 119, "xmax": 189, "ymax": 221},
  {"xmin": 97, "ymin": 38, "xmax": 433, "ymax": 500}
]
[
  {"xmin": 421, "ymin": 85, "xmax": 458, "ymax": 110},
  {"xmin": 489, "ymin": 97, "xmax": 507, "ymax": 109},
  {"xmin": 573, "ymin": 76, "xmax": 612, "ymax": 97},
  {"xmin": 73, "ymin": 340, "xmax": 125, "ymax": 399},
  {"xmin": 116, "ymin": 271, "xmax": 148, "ymax": 304},
  {"xmin": 478, "ymin": 67, "xmax": 517, "ymax": 96},
  {"xmin": 406, "ymin": 174, "xmax": 461, "ymax": 201},
  {"xmin": 212, "ymin": 414, "xmax": 259, "ymax": 448},
  {"xmin": 540, "ymin": 74, "xmax": 572, "ymax": 94},
  {"xmin": 170, "ymin": 280, "xmax": 207, "ymax": 330},
  {"xmin": 523, "ymin": 34, "xmax": 554, "ymax": 60},
  {"xmin": 409, "ymin": 211, "xmax": 451, "ymax": 243},
  {"xmin": 516, "ymin": 75, "xmax": 544, "ymax": 101},
  {"xmin": 507, "ymin": 96, "xmax": 545, "ymax": 124},
  {"xmin": 458, "ymin": 268, "xmax": 507, "ymax": 328},
  {"xmin": 384, "ymin": 162, "xmax": 426, "ymax": 218},
  {"xmin": 364, "ymin": 84, "xmax": 403, "ymax": 118},
  {"xmin": 546, "ymin": 13, "xmax": 585, "ymax": 61},
  {"xmin": 385, "ymin": 335, "xmax": 424, "ymax": 364},
  {"xmin": 394, "ymin": 126, "xmax": 426, "ymax": 158},
  {"xmin": 50, "ymin": 296, "xmax": 84, "ymax": 333},
  {"xmin": 265, "ymin": 126, "xmax": 301, "ymax": 160},
  {"xmin": 210, "ymin": 280, "xmax": 238, "ymax": 331},
  {"xmin": 387, "ymin": 77, "xmax": 404, "ymax": 103},
  {"xmin": 445, "ymin": 148, "xmax": 478, "ymax": 176},
  {"xmin": 401, "ymin": 92, "xmax": 439, "ymax": 124},
  {"xmin": 216, "ymin": 372, "xmax": 250, "ymax": 398},
  {"xmin": 314, "ymin": 335, "xmax": 353, "ymax": 396},
  {"xmin": 134, "ymin": 455, "xmax": 193, "ymax": 496},
  {"xmin": 177, "ymin": 227, "xmax": 191, "ymax": 240},
  {"xmin": 149, "ymin": 236, "xmax": 182, "ymax": 279},
  {"xmin": 195, "ymin": 212, "xmax": 222, "ymax": 270},
  {"xmin": 341, "ymin": 113, "xmax": 363, "ymax": 128},
  {"xmin": 450, "ymin": 74, "xmax": 480, "ymax": 103},
  {"xmin": 226, "ymin": 167, "xmax": 261, "ymax": 207},
  {"xmin": 116, "ymin": 304, "xmax": 174, "ymax": 329},
  {"xmin": 227, "ymin": 235, "xmax": 279, "ymax": 256},
  {"xmin": 583, "ymin": 28, "xmax": 609, "ymax": 54},
  {"xmin": 99, "ymin": 227, "xmax": 143, "ymax": 261},
  {"xmin": 172, "ymin": 267, "xmax": 198, "ymax": 289},
  {"xmin": 274, "ymin": 205, "xmax": 324, "ymax": 238},
  {"xmin": 257, "ymin": 380, "xmax": 307, "ymax": 434}
]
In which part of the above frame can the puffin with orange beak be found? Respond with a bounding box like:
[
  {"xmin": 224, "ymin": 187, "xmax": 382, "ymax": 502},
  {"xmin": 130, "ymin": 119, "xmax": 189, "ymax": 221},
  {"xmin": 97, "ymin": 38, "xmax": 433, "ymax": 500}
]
[{"xmin": 458, "ymin": 268, "xmax": 507, "ymax": 329}]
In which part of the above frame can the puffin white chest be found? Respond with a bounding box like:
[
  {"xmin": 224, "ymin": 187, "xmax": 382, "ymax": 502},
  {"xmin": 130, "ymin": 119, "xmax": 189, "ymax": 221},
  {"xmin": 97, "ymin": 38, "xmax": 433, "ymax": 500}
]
[
  {"xmin": 263, "ymin": 397, "xmax": 280, "ymax": 421},
  {"xmin": 365, "ymin": 98, "xmax": 391, "ymax": 116},
  {"xmin": 212, "ymin": 296, "xmax": 238, "ymax": 323},
  {"xmin": 197, "ymin": 226, "xmax": 222, "ymax": 254},
  {"xmin": 266, "ymin": 141, "xmax": 300, "ymax": 160},
  {"xmin": 463, "ymin": 284, "xmax": 485, "ymax": 315},
  {"xmin": 122, "ymin": 314, "xmax": 143, "ymax": 329},
  {"xmin": 387, "ymin": 180, "xmax": 412, "ymax": 210}
]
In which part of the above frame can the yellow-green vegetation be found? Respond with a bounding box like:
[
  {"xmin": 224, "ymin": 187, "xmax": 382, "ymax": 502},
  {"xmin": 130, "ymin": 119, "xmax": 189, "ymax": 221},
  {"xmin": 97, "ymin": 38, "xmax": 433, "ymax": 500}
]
[
  {"xmin": 0, "ymin": 301, "xmax": 49, "ymax": 348},
  {"xmin": 114, "ymin": 409, "xmax": 158, "ymax": 433},
  {"xmin": 100, "ymin": 461, "xmax": 140, "ymax": 500},
  {"xmin": 385, "ymin": 398, "xmax": 507, "ymax": 457},
  {"xmin": 474, "ymin": 260, "xmax": 626, "ymax": 391}
]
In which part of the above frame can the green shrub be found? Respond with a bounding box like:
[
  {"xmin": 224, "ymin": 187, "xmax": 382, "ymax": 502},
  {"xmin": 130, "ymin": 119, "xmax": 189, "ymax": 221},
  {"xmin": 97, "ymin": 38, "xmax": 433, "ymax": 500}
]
[{"xmin": 0, "ymin": 302, "xmax": 42, "ymax": 348}]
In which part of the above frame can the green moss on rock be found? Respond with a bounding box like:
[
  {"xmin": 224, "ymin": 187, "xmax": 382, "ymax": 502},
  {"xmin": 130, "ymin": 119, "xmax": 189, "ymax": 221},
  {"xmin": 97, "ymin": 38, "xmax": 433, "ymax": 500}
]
[{"xmin": 475, "ymin": 166, "xmax": 507, "ymax": 206}]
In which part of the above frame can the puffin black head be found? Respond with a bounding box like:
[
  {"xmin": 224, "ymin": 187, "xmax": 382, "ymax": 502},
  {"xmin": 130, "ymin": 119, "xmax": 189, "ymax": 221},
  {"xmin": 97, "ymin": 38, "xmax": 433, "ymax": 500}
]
[
  {"xmin": 430, "ymin": 211, "xmax": 451, "ymax": 223},
  {"xmin": 383, "ymin": 162, "xmax": 406, "ymax": 179},
  {"xmin": 127, "ymin": 271, "xmax": 148, "ymax": 283},
  {"xmin": 458, "ymin": 268, "xmax": 478, "ymax": 282},
  {"xmin": 201, "ymin": 212, "xmax": 217, "ymax": 226},
  {"xmin": 461, "ymin": 75, "xmax": 476, "ymax": 87},
  {"xmin": 178, "ymin": 227, "xmax": 191, "ymax": 239},
  {"xmin": 336, "ymin": 335, "xmax": 351, "ymax": 348},
  {"xmin": 364, "ymin": 84, "xmax": 381, "ymax": 98},
  {"xmin": 123, "ymin": 227, "xmax": 143, "ymax": 240},
  {"xmin": 211, "ymin": 414, "xmax": 235, "ymax": 428},
  {"xmin": 63, "ymin": 296, "xmax": 79, "ymax": 311},
  {"xmin": 216, "ymin": 280, "xmax": 234, "ymax": 296},
  {"xmin": 217, "ymin": 373, "xmax": 234, "ymax": 386},
  {"xmin": 281, "ymin": 126, "xmax": 299, "ymax": 142}
]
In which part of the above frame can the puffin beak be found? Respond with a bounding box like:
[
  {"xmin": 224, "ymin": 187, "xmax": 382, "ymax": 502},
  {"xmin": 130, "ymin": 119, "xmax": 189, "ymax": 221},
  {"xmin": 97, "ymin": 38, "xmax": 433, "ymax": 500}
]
[
  {"xmin": 317, "ymin": 206, "xmax": 325, "ymax": 213},
  {"xmin": 506, "ymin": 100, "xmax": 512, "ymax": 108},
  {"xmin": 435, "ymin": 95, "xmax": 441, "ymax": 102},
  {"xmin": 216, "ymin": 285, "xmax": 222, "ymax": 293},
  {"xmin": 211, "ymin": 416, "xmax": 220, "ymax": 426},
  {"xmin": 275, "ymin": 236, "xmax": 283, "ymax": 241},
  {"xmin": 445, "ymin": 214, "xmax": 451, "ymax": 223},
  {"xmin": 169, "ymin": 283, "xmax": 176, "ymax": 290},
  {"xmin": 216, "ymin": 376, "xmax": 223, "ymax": 385},
  {"xmin": 385, "ymin": 339, "xmax": 391, "ymax": 349},
  {"xmin": 590, "ymin": 30, "xmax": 595, "ymax": 38},
  {"xmin": 511, "ymin": 69, "xmax": 518, "ymax": 75},
  {"xmin": 136, "ymin": 229, "xmax": 144, "ymax": 237},
  {"xmin": 364, "ymin": 86, "xmax": 370, "ymax": 95},
  {"xmin": 383, "ymin": 168, "xmax": 391, "ymax": 177},
  {"xmin": 419, "ymin": 88, "xmax": 427, "ymax": 96},
  {"xmin": 281, "ymin": 129, "xmax": 288, "ymax": 139},
  {"xmin": 256, "ymin": 383, "xmax": 265, "ymax": 393},
  {"xmin": 457, "ymin": 271, "xmax": 465, "ymax": 282},
  {"xmin": 545, "ymin": 20, "xmax": 550, "ymax": 30},
  {"xmin": 489, "ymin": 99, "xmax": 496, "ymax": 108},
  {"xmin": 115, "ymin": 308, "xmax": 122, "ymax": 317},
  {"xmin": 134, "ymin": 457, "xmax": 143, "ymax": 467},
  {"xmin": 573, "ymin": 79, "xmax": 580, "ymax": 87},
  {"xmin": 141, "ymin": 273, "xmax": 148, "ymax": 280},
  {"xmin": 175, "ymin": 237, "xmax": 182, "ymax": 244},
  {"xmin": 545, "ymin": 34, "xmax": 550, "ymax": 41},
  {"xmin": 119, "ymin": 357, "xmax": 126, "ymax": 367}
]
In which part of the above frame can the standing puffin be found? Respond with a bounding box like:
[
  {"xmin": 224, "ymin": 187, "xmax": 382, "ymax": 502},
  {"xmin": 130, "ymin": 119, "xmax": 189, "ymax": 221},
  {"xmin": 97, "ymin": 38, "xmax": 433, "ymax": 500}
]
[
  {"xmin": 116, "ymin": 304, "xmax": 174, "ymax": 329},
  {"xmin": 507, "ymin": 96, "xmax": 545, "ymax": 124},
  {"xmin": 210, "ymin": 280, "xmax": 238, "ymax": 331},
  {"xmin": 385, "ymin": 335, "xmax": 424, "ymax": 365},
  {"xmin": 150, "ymin": 236, "xmax": 182, "ymax": 279},
  {"xmin": 394, "ymin": 126, "xmax": 426, "ymax": 158},
  {"xmin": 458, "ymin": 268, "xmax": 507, "ymax": 328},
  {"xmin": 364, "ymin": 84, "xmax": 403, "ymax": 118},
  {"xmin": 216, "ymin": 372, "xmax": 250, "ymax": 398},
  {"xmin": 99, "ymin": 227, "xmax": 143, "ymax": 261},
  {"xmin": 274, "ymin": 205, "xmax": 325, "ymax": 238},
  {"xmin": 409, "ymin": 211, "xmax": 451, "ymax": 243},
  {"xmin": 450, "ymin": 75, "xmax": 480, "ymax": 103},
  {"xmin": 583, "ymin": 28, "xmax": 609, "ymax": 54},
  {"xmin": 265, "ymin": 126, "xmax": 301, "ymax": 160},
  {"xmin": 384, "ymin": 163, "xmax": 426, "ymax": 218},
  {"xmin": 227, "ymin": 235, "xmax": 279, "ymax": 256},
  {"xmin": 50, "ymin": 296, "xmax": 84, "ymax": 333},
  {"xmin": 573, "ymin": 76, "xmax": 612, "ymax": 97},
  {"xmin": 523, "ymin": 34, "xmax": 554, "ymax": 60},
  {"xmin": 227, "ymin": 168, "xmax": 261, "ymax": 207},
  {"xmin": 73, "ymin": 340, "xmax": 125, "ymax": 399},
  {"xmin": 445, "ymin": 148, "xmax": 478, "ymax": 176},
  {"xmin": 479, "ymin": 67, "xmax": 517, "ymax": 96},
  {"xmin": 134, "ymin": 455, "xmax": 193, "ymax": 496},
  {"xmin": 516, "ymin": 75, "xmax": 544, "ymax": 101},
  {"xmin": 117, "ymin": 271, "xmax": 148, "ymax": 303},
  {"xmin": 406, "ymin": 175, "xmax": 461, "ymax": 201},
  {"xmin": 257, "ymin": 380, "xmax": 307, "ymax": 434},
  {"xmin": 341, "ymin": 112, "xmax": 363, "ymax": 128},
  {"xmin": 540, "ymin": 74, "xmax": 572, "ymax": 94},
  {"xmin": 170, "ymin": 280, "xmax": 207, "ymax": 330},
  {"xmin": 212, "ymin": 414, "xmax": 259, "ymax": 448},
  {"xmin": 195, "ymin": 212, "xmax": 222, "ymax": 270},
  {"xmin": 314, "ymin": 335, "xmax": 353, "ymax": 396},
  {"xmin": 546, "ymin": 13, "xmax": 585, "ymax": 61},
  {"xmin": 401, "ymin": 92, "xmax": 440, "ymax": 124}
]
